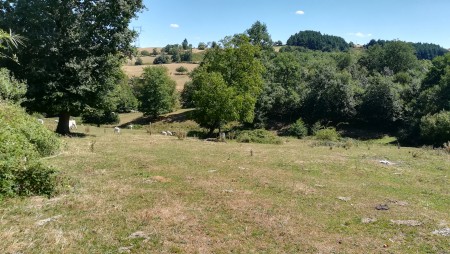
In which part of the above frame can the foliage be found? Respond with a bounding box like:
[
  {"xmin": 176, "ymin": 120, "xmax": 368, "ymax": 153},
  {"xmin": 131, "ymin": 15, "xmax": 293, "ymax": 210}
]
[
  {"xmin": 191, "ymin": 36, "xmax": 264, "ymax": 133},
  {"xmin": 110, "ymin": 74, "xmax": 139, "ymax": 113},
  {"xmin": 181, "ymin": 50, "xmax": 193, "ymax": 62},
  {"xmin": 182, "ymin": 38, "xmax": 189, "ymax": 50},
  {"xmin": 289, "ymin": 118, "xmax": 308, "ymax": 138},
  {"xmin": 135, "ymin": 57, "xmax": 143, "ymax": 65},
  {"xmin": 152, "ymin": 48, "xmax": 159, "ymax": 56},
  {"xmin": 286, "ymin": 30, "xmax": 349, "ymax": 52},
  {"xmin": 246, "ymin": 21, "xmax": 273, "ymax": 50},
  {"xmin": 314, "ymin": 127, "xmax": 340, "ymax": 141},
  {"xmin": 0, "ymin": 28, "xmax": 24, "ymax": 60},
  {"xmin": 140, "ymin": 50, "xmax": 151, "ymax": 56},
  {"xmin": 180, "ymin": 81, "xmax": 196, "ymax": 108},
  {"xmin": 0, "ymin": 68, "xmax": 26, "ymax": 103},
  {"xmin": 365, "ymin": 39, "xmax": 448, "ymax": 60},
  {"xmin": 0, "ymin": 102, "xmax": 60, "ymax": 197},
  {"xmin": 81, "ymin": 108, "xmax": 119, "ymax": 127},
  {"xmin": 163, "ymin": 44, "xmax": 180, "ymax": 55},
  {"xmin": 0, "ymin": 0, "xmax": 144, "ymax": 135},
  {"xmin": 359, "ymin": 40, "xmax": 418, "ymax": 74},
  {"xmin": 135, "ymin": 66, "xmax": 178, "ymax": 119},
  {"xmin": 171, "ymin": 50, "xmax": 181, "ymax": 63},
  {"xmin": 255, "ymin": 52, "xmax": 306, "ymax": 123},
  {"xmin": 302, "ymin": 64, "xmax": 356, "ymax": 124},
  {"xmin": 236, "ymin": 129, "xmax": 282, "ymax": 144},
  {"xmin": 416, "ymin": 53, "xmax": 450, "ymax": 116},
  {"xmin": 420, "ymin": 111, "xmax": 450, "ymax": 146},
  {"xmin": 359, "ymin": 74, "xmax": 403, "ymax": 129},
  {"xmin": 153, "ymin": 54, "xmax": 170, "ymax": 64},
  {"xmin": 175, "ymin": 66, "xmax": 188, "ymax": 73},
  {"xmin": 198, "ymin": 42, "xmax": 207, "ymax": 50},
  {"xmin": 191, "ymin": 71, "xmax": 238, "ymax": 133}
]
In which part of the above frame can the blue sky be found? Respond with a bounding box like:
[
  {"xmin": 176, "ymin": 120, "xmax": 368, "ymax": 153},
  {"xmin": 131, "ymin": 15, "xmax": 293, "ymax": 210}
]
[{"xmin": 130, "ymin": 0, "xmax": 450, "ymax": 49}]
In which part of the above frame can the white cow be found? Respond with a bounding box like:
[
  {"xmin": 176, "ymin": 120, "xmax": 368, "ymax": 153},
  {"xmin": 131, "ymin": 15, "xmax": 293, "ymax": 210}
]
[
  {"xmin": 37, "ymin": 119, "xmax": 44, "ymax": 124},
  {"xmin": 69, "ymin": 120, "xmax": 77, "ymax": 129},
  {"xmin": 114, "ymin": 126, "xmax": 121, "ymax": 134}
]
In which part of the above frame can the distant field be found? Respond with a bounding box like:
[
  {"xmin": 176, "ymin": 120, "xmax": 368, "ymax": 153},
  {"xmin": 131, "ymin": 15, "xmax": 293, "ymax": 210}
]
[
  {"xmin": 122, "ymin": 63, "xmax": 199, "ymax": 91},
  {"xmin": 1, "ymin": 112, "xmax": 448, "ymax": 253}
]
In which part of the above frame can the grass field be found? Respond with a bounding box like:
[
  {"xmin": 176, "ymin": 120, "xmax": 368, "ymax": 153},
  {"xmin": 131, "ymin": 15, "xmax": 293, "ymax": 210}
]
[{"xmin": 1, "ymin": 113, "xmax": 449, "ymax": 253}]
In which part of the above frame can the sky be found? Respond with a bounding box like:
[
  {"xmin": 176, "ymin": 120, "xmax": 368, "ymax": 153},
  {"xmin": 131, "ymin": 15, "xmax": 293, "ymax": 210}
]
[{"xmin": 130, "ymin": 0, "xmax": 450, "ymax": 49}]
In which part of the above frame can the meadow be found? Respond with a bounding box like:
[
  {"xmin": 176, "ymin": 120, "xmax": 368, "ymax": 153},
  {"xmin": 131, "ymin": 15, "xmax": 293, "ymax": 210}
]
[{"xmin": 0, "ymin": 113, "xmax": 449, "ymax": 253}]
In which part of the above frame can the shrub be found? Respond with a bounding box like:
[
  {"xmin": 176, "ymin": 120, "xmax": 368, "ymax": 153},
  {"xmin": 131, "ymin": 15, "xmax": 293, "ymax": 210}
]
[
  {"xmin": 314, "ymin": 127, "xmax": 340, "ymax": 141},
  {"xmin": 0, "ymin": 68, "xmax": 27, "ymax": 103},
  {"xmin": 0, "ymin": 102, "xmax": 60, "ymax": 197},
  {"xmin": 236, "ymin": 129, "xmax": 282, "ymax": 144},
  {"xmin": 135, "ymin": 57, "xmax": 143, "ymax": 65},
  {"xmin": 290, "ymin": 118, "xmax": 308, "ymax": 138},
  {"xmin": 140, "ymin": 50, "xmax": 151, "ymax": 56},
  {"xmin": 420, "ymin": 111, "xmax": 450, "ymax": 145},
  {"xmin": 153, "ymin": 54, "xmax": 169, "ymax": 64},
  {"xmin": 176, "ymin": 66, "xmax": 188, "ymax": 73}
]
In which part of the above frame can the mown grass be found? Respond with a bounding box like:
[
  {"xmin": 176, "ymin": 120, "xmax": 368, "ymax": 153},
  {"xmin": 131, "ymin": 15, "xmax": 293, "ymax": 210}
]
[{"xmin": 0, "ymin": 115, "xmax": 449, "ymax": 253}]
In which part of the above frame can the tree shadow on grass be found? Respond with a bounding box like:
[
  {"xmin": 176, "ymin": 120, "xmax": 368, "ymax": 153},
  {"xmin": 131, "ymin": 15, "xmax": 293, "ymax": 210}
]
[{"xmin": 119, "ymin": 109, "xmax": 194, "ymax": 128}]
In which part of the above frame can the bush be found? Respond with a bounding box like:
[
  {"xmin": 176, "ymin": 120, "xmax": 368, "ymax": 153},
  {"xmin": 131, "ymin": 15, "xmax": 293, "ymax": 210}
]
[
  {"xmin": 153, "ymin": 54, "xmax": 169, "ymax": 64},
  {"xmin": 175, "ymin": 66, "xmax": 188, "ymax": 73},
  {"xmin": 314, "ymin": 127, "xmax": 340, "ymax": 141},
  {"xmin": 135, "ymin": 57, "xmax": 143, "ymax": 65},
  {"xmin": 0, "ymin": 102, "xmax": 60, "ymax": 197},
  {"xmin": 236, "ymin": 129, "xmax": 282, "ymax": 144},
  {"xmin": 140, "ymin": 50, "xmax": 151, "ymax": 56},
  {"xmin": 420, "ymin": 111, "xmax": 450, "ymax": 146},
  {"xmin": 290, "ymin": 118, "xmax": 308, "ymax": 138},
  {"xmin": 0, "ymin": 68, "xmax": 27, "ymax": 103}
]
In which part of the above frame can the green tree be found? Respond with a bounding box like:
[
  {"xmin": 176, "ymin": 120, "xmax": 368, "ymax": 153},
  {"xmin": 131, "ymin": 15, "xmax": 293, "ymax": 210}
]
[
  {"xmin": 302, "ymin": 64, "xmax": 356, "ymax": 124},
  {"xmin": 246, "ymin": 21, "xmax": 273, "ymax": 50},
  {"xmin": 135, "ymin": 66, "xmax": 177, "ymax": 119},
  {"xmin": 152, "ymin": 48, "xmax": 159, "ymax": 56},
  {"xmin": 153, "ymin": 54, "xmax": 170, "ymax": 64},
  {"xmin": 192, "ymin": 71, "xmax": 238, "ymax": 134},
  {"xmin": 359, "ymin": 74, "xmax": 403, "ymax": 129},
  {"xmin": 359, "ymin": 41, "xmax": 418, "ymax": 74},
  {"xmin": 191, "ymin": 36, "xmax": 264, "ymax": 134},
  {"xmin": 0, "ymin": 0, "xmax": 144, "ymax": 135},
  {"xmin": 198, "ymin": 42, "xmax": 207, "ymax": 50},
  {"xmin": 182, "ymin": 38, "xmax": 189, "ymax": 50}
]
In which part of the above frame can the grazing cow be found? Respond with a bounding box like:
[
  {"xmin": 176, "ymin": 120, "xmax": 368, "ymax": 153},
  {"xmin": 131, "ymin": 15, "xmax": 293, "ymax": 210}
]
[
  {"xmin": 69, "ymin": 120, "xmax": 77, "ymax": 129},
  {"xmin": 167, "ymin": 131, "xmax": 173, "ymax": 136},
  {"xmin": 161, "ymin": 131, "xmax": 167, "ymax": 136},
  {"xmin": 37, "ymin": 119, "xmax": 44, "ymax": 124},
  {"xmin": 128, "ymin": 124, "xmax": 133, "ymax": 129},
  {"xmin": 114, "ymin": 126, "xmax": 121, "ymax": 134}
]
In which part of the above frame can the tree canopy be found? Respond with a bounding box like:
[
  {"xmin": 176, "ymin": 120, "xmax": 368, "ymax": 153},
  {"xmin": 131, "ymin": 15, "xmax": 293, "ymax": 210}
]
[
  {"xmin": 189, "ymin": 35, "xmax": 264, "ymax": 134},
  {"xmin": 286, "ymin": 30, "xmax": 349, "ymax": 52},
  {"xmin": 0, "ymin": 0, "xmax": 144, "ymax": 134}
]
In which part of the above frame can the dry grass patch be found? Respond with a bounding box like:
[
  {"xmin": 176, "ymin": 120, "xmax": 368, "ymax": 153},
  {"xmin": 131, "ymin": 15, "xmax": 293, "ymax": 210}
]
[
  {"xmin": 0, "ymin": 128, "xmax": 449, "ymax": 253},
  {"xmin": 122, "ymin": 63, "xmax": 198, "ymax": 91}
]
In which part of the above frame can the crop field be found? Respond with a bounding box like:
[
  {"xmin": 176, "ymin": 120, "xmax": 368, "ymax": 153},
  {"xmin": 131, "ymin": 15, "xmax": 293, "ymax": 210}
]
[{"xmin": 1, "ymin": 113, "xmax": 449, "ymax": 253}]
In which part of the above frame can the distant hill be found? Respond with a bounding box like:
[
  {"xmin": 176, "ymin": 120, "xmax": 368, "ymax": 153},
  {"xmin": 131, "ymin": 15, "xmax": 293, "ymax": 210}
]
[
  {"xmin": 364, "ymin": 39, "xmax": 448, "ymax": 60},
  {"xmin": 286, "ymin": 30, "xmax": 349, "ymax": 52}
]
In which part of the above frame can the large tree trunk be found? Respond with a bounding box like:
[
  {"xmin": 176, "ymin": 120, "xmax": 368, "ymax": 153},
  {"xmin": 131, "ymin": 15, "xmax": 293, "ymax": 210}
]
[{"xmin": 56, "ymin": 112, "xmax": 71, "ymax": 135}]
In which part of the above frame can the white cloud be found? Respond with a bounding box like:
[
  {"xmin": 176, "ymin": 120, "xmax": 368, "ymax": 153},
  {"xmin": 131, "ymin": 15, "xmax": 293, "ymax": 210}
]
[
  {"xmin": 170, "ymin": 24, "xmax": 179, "ymax": 29},
  {"xmin": 349, "ymin": 32, "xmax": 372, "ymax": 38},
  {"xmin": 295, "ymin": 10, "xmax": 305, "ymax": 15}
]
